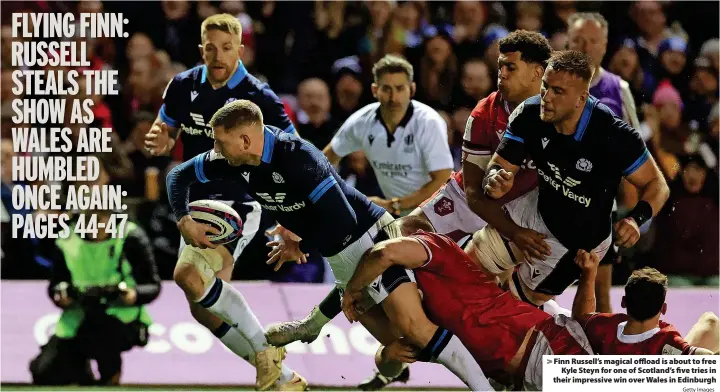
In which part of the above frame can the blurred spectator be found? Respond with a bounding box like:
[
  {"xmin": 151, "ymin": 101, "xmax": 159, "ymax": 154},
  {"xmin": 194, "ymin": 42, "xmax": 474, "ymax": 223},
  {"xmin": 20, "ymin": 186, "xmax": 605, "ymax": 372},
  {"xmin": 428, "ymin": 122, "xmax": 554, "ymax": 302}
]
[
  {"xmin": 362, "ymin": 1, "xmax": 396, "ymax": 64},
  {"xmin": 415, "ymin": 31, "xmax": 457, "ymax": 110},
  {"xmin": 452, "ymin": 1, "xmax": 486, "ymax": 64},
  {"xmin": 685, "ymin": 57, "xmax": 719, "ymax": 128},
  {"xmin": 549, "ymin": 30, "xmax": 569, "ymax": 51},
  {"xmin": 330, "ymin": 56, "xmax": 368, "ymax": 122},
  {"xmin": 453, "ymin": 59, "xmax": 493, "ymax": 110},
  {"xmin": 650, "ymin": 155, "xmax": 718, "ymax": 287},
  {"xmin": 120, "ymin": 112, "xmax": 172, "ymax": 198},
  {"xmin": 481, "ymin": 25, "xmax": 509, "ymax": 80},
  {"xmin": 515, "ymin": 2, "xmax": 544, "ymax": 33},
  {"xmin": 125, "ymin": 33, "xmax": 156, "ymax": 64},
  {"xmin": 295, "ymin": 78, "xmax": 338, "ymax": 149},
  {"xmin": 608, "ymin": 38, "xmax": 656, "ymax": 104},
  {"xmin": 657, "ymin": 36, "xmax": 691, "ymax": 98},
  {"xmin": 545, "ymin": 1, "xmax": 577, "ymax": 34},
  {"xmin": 699, "ymin": 38, "xmax": 719, "ymax": 71},
  {"xmin": 157, "ymin": 1, "xmax": 202, "ymax": 68}
]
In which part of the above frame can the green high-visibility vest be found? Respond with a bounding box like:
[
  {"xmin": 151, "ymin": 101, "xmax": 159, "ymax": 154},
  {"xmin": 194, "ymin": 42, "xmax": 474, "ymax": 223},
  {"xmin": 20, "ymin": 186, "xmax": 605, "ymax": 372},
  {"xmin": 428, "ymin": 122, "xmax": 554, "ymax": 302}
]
[{"xmin": 53, "ymin": 221, "xmax": 152, "ymax": 338}]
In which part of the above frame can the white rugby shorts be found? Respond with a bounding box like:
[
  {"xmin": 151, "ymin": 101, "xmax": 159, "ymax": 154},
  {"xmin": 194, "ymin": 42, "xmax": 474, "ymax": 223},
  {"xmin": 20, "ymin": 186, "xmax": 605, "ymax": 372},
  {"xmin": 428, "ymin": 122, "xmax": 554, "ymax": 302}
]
[
  {"xmin": 420, "ymin": 177, "xmax": 487, "ymax": 246},
  {"xmin": 327, "ymin": 212, "xmax": 417, "ymax": 308},
  {"xmin": 503, "ymin": 189, "xmax": 612, "ymax": 295}
]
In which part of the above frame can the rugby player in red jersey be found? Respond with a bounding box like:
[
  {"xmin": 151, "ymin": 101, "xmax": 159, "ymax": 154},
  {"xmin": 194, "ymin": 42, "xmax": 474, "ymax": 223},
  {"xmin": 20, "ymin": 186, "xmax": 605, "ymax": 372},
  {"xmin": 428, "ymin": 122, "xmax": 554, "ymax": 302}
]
[
  {"xmin": 342, "ymin": 216, "xmax": 594, "ymax": 391},
  {"xmin": 571, "ymin": 252, "xmax": 718, "ymax": 356},
  {"xmin": 413, "ymin": 30, "xmax": 552, "ymax": 262}
]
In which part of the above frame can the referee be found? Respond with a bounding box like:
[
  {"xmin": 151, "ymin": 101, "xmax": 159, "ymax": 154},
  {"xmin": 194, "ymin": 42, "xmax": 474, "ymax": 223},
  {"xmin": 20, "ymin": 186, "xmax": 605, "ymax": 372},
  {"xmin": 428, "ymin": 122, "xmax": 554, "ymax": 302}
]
[
  {"xmin": 266, "ymin": 54, "xmax": 454, "ymax": 390},
  {"xmin": 323, "ymin": 54, "xmax": 454, "ymax": 217}
]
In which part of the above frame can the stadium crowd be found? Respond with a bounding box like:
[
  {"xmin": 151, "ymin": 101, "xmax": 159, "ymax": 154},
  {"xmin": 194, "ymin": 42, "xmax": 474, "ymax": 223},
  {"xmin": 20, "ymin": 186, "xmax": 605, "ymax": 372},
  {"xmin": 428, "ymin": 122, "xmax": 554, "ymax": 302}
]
[{"xmin": 1, "ymin": 0, "xmax": 718, "ymax": 288}]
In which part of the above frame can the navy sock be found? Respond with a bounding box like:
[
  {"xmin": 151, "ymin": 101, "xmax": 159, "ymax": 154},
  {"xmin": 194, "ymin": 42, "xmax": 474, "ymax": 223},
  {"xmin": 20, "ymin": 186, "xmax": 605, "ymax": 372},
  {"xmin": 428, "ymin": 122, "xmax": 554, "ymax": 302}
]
[{"xmin": 417, "ymin": 327, "xmax": 453, "ymax": 362}]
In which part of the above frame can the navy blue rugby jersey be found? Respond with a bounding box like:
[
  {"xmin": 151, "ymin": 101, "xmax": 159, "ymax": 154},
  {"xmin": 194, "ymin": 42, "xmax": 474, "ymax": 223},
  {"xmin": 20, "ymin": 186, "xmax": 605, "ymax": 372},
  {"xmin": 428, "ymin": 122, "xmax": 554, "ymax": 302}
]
[
  {"xmin": 496, "ymin": 95, "xmax": 649, "ymax": 250},
  {"xmin": 167, "ymin": 126, "xmax": 387, "ymax": 257},
  {"xmin": 159, "ymin": 60, "xmax": 294, "ymax": 202}
]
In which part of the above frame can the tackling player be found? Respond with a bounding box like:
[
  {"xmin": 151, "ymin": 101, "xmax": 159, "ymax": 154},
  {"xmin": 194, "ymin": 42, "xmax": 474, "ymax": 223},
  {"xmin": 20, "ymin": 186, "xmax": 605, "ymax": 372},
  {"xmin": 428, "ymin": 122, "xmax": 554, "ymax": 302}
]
[
  {"xmin": 144, "ymin": 14, "xmax": 303, "ymax": 390},
  {"xmin": 342, "ymin": 216, "xmax": 594, "ymax": 391},
  {"xmin": 262, "ymin": 30, "xmax": 562, "ymax": 364},
  {"xmin": 166, "ymin": 100, "xmax": 490, "ymax": 390},
  {"xmin": 479, "ymin": 50, "xmax": 670, "ymax": 308},
  {"xmin": 572, "ymin": 255, "xmax": 718, "ymax": 356},
  {"xmin": 267, "ymin": 54, "xmax": 455, "ymax": 389},
  {"xmin": 421, "ymin": 30, "xmax": 553, "ymax": 256}
]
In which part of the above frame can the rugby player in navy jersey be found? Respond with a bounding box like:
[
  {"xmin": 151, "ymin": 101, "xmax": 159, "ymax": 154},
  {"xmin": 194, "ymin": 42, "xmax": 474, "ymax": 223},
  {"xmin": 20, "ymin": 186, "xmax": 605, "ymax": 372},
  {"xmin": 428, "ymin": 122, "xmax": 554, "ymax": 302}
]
[
  {"xmin": 144, "ymin": 14, "xmax": 304, "ymax": 391},
  {"xmin": 476, "ymin": 51, "xmax": 669, "ymax": 308},
  {"xmin": 166, "ymin": 100, "xmax": 494, "ymax": 391}
]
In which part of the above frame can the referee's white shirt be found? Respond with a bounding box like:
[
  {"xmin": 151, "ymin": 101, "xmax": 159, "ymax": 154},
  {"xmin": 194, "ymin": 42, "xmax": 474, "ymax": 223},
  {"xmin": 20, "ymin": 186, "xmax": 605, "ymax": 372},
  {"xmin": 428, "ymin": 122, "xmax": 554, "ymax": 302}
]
[{"xmin": 331, "ymin": 100, "xmax": 454, "ymax": 199}]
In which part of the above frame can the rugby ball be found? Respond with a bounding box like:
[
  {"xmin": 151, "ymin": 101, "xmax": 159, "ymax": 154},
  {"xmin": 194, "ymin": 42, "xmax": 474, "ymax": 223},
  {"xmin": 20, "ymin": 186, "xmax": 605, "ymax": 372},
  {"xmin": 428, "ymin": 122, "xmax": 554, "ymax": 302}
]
[{"xmin": 189, "ymin": 200, "xmax": 243, "ymax": 245}]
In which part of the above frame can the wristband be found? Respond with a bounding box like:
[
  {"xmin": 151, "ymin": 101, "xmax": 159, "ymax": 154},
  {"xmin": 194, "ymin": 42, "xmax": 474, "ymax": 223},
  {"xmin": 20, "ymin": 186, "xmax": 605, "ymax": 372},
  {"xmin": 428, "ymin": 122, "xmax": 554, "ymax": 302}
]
[
  {"xmin": 627, "ymin": 200, "xmax": 653, "ymax": 227},
  {"xmin": 482, "ymin": 164, "xmax": 504, "ymax": 199},
  {"xmin": 391, "ymin": 198, "xmax": 402, "ymax": 215}
]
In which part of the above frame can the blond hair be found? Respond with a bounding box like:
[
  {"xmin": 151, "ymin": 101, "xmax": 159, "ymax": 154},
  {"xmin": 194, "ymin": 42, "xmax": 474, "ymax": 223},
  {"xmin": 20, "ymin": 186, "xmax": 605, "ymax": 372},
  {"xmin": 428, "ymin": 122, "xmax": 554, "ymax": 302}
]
[{"xmin": 201, "ymin": 14, "xmax": 242, "ymax": 44}]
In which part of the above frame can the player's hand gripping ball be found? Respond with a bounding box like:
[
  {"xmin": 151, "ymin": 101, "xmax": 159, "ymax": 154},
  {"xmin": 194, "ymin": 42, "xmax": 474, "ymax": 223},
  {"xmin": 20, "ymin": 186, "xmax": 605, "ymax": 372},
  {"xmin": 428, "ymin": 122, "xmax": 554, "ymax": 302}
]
[{"xmin": 188, "ymin": 200, "xmax": 244, "ymax": 245}]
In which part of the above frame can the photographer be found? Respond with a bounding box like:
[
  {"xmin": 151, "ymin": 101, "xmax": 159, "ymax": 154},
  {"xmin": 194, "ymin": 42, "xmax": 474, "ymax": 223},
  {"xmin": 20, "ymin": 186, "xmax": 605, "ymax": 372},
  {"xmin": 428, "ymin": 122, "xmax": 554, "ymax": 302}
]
[{"xmin": 29, "ymin": 155, "xmax": 161, "ymax": 385}]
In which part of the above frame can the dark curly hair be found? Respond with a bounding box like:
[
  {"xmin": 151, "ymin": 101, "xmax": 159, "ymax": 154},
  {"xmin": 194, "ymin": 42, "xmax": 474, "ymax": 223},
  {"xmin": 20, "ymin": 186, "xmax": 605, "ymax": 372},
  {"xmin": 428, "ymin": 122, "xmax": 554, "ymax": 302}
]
[{"xmin": 498, "ymin": 30, "xmax": 553, "ymax": 66}]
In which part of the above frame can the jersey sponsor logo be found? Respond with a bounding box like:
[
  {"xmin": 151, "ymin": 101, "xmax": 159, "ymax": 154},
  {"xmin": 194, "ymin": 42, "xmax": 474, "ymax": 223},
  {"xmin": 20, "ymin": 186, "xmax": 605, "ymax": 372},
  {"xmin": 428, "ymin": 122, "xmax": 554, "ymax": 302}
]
[
  {"xmin": 257, "ymin": 193, "xmax": 286, "ymax": 203},
  {"xmin": 191, "ymin": 91, "xmax": 199, "ymax": 102},
  {"xmin": 433, "ymin": 196, "xmax": 454, "ymax": 217},
  {"xmin": 537, "ymin": 162, "xmax": 591, "ymax": 207},
  {"xmin": 272, "ymin": 172, "xmax": 284, "ymax": 184},
  {"xmin": 576, "ymin": 158, "xmax": 593, "ymax": 172},
  {"xmin": 190, "ymin": 113, "xmax": 207, "ymax": 127},
  {"xmin": 370, "ymin": 161, "xmax": 412, "ymax": 178},
  {"xmin": 181, "ymin": 124, "xmax": 214, "ymax": 138},
  {"xmin": 256, "ymin": 192, "xmax": 305, "ymax": 212},
  {"xmin": 542, "ymin": 137, "xmax": 549, "ymax": 149}
]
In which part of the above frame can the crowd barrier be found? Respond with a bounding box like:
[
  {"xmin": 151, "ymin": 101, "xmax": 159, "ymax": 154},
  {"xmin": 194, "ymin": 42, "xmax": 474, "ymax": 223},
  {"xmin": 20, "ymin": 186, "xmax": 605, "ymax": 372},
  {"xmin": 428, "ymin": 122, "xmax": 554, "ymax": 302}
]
[{"xmin": 1, "ymin": 281, "xmax": 717, "ymax": 387}]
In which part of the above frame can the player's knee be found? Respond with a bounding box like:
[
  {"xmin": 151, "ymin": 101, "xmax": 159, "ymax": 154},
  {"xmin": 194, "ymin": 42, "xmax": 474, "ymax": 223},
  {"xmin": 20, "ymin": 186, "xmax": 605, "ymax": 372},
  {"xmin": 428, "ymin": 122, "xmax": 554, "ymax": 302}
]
[
  {"xmin": 699, "ymin": 312, "xmax": 719, "ymax": 328},
  {"xmin": 468, "ymin": 226, "xmax": 521, "ymax": 276},
  {"xmin": 189, "ymin": 301, "xmax": 224, "ymax": 330},
  {"xmin": 175, "ymin": 246, "xmax": 224, "ymax": 300},
  {"xmin": 394, "ymin": 311, "xmax": 433, "ymax": 348}
]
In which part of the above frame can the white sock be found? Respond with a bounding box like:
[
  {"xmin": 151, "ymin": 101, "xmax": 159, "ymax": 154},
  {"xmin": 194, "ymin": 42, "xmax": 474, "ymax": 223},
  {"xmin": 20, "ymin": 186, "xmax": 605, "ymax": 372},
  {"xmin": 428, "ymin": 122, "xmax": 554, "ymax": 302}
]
[
  {"xmin": 214, "ymin": 322, "xmax": 295, "ymax": 384},
  {"xmin": 198, "ymin": 278, "xmax": 269, "ymax": 352},
  {"xmin": 278, "ymin": 365, "xmax": 295, "ymax": 384},
  {"xmin": 214, "ymin": 323, "xmax": 256, "ymax": 365},
  {"xmin": 434, "ymin": 333, "xmax": 494, "ymax": 391}
]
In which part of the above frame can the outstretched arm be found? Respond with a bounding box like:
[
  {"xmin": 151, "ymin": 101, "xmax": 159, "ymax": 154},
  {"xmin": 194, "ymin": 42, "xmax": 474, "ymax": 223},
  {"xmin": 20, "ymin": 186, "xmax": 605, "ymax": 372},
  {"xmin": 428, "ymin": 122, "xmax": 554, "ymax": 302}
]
[
  {"xmin": 346, "ymin": 238, "xmax": 428, "ymax": 295},
  {"xmin": 572, "ymin": 250, "xmax": 600, "ymax": 324}
]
